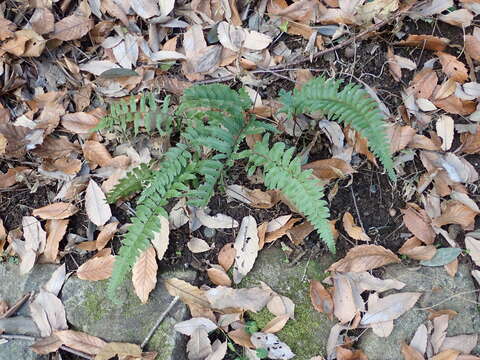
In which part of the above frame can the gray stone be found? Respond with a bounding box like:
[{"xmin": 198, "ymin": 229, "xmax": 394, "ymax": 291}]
[
  {"xmin": 62, "ymin": 268, "xmax": 196, "ymax": 360},
  {"xmin": 0, "ymin": 262, "xmax": 58, "ymax": 360},
  {"xmin": 241, "ymin": 247, "xmax": 338, "ymax": 360},
  {"xmin": 359, "ymin": 264, "xmax": 480, "ymax": 359}
]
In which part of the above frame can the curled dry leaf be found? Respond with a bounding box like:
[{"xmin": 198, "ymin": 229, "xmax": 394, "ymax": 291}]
[
  {"xmin": 433, "ymin": 200, "xmax": 478, "ymax": 228},
  {"xmin": 196, "ymin": 209, "xmax": 239, "ymax": 229},
  {"xmin": 43, "ymin": 219, "xmax": 69, "ymax": 263},
  {"xmin": 342, "ymin": 212, "xmax": 370, "ymax": 241},
  {"xmin": 387, "ymin": 125, "xmax": 416, "ymax": 153},
  {"xmin": 396, "ymin": 34, "xmax": 450, "ymax": 51},
  {"xmin": 187, "ymin": 327, "xmax": 212, "ymax": 360},
  {"xmin": 164, "ymin": 278, "xmax": 211, "ymax": 310},
  {"xmin": 265, "ymin": 218, "xmax": 300, "ymax": 243},
  {"xmin": 302, "ymin": 158, "xmax": 355, "ymax": 181},
  {"xmin": 261, "ymin": 314, "xmax": 289, "ymax": 333},
  {"xmin": 228, "ymin": 327, "xmax": 254, "ymax": 348},
  {"xmin": 187, "ymin": 237, "xmax": 211, "ymax": 253},
  {"xmin": 85, "ymin": 180, "xmax": 111, "ymax": 226},
  {"xmin": 82, "ymin": 140, "xmax": 113, "ymax": 168},
  {"xmin": 439, "ymin": 8, "xmax": 474, "ymax": 27},
  {"xmin": 398, "ymin": 237, "xmax": 436, "ymax": 261},
  {"xmin": 436, "ymin": 51, "xmax": 469, "ymax": 83},
  {"xmin": 95, "ymin": 222, "xmax": 118, "ymax": 250},
  {"xmin": 132, "ymin": 246, "xmax": 158, "ymax": 304},
  {"xmin": 206, "ymin": 266, "xmax": 232, "ymax": 287},
  {"xmin": 267, "ymin": 295, "xmax": 295, "ymax": 319},
  {"xmin": 32, "ymin": 202, "xmax": 78, "ymax": 220},
  {"xmin": 401, "ymin": 342, "xmax": 424, "ymax": 360},
  {"xmin": 310, "ymin": 280, "xmax": 333, "ymax": 319},
  {"xmin": 76, "ymin": 255, "xmax": 115, "ymax": 281},
  {"xmin": 345, "ymin": 271, "xmax": 405, "ymax": 293},
  {"xmin": 151, "ymin": 215, "xmax": 169, "ymax": 260},
  {"xmin": 328, "ymin": 245, "xmax": 400, "ymax": 273},
  {"xmin": 332, "ymin": 273, "xmax": 362, "ymax": 324},
  {"xmin": 174, "ymin": 317, "xmax": 217, "ymax": 336}
]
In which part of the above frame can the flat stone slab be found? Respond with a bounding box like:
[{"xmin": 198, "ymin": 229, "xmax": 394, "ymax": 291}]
[
  {"xmin": 359, "ymin": 263, "xmax": 480, "ymax": 359},
  {"xmin": 242, "ymin": 247, "xmax": 337, "ymax": 360},
  {"xmin": 0, "ymin": 262, "xmax": 59, "ymax": 360},
  {"xmin": 62, "ymin": 268, "xmax": 196, "ymax": 360}
]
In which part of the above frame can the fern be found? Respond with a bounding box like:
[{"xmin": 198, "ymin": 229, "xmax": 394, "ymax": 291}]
[
  {"xmin": 104, "ymin": 79, "xmax": 394, "ymax": 299},
  {"xmin": 93, "ymin": 92, "xmax": 172, "ymax": 137},
  {"xmin": 107, "ymin": 144, "xmax": 195, "ymax": 299},
  {"xmin": 244, "ymin": 135, "xmax": 334, "ymax": 252},
  {"xmin": 279, "ymin": 77, "xmax": 395, "ymax": 180}
]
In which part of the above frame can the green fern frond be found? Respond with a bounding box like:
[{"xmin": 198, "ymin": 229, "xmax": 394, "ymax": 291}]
[
  {"xmin": 280, "ymin": 77, "xmax": 395, "ymax": 180},
  {"xmin": 178, "ymin": 84, "xmax": 265, "ymax": 207},
  {"xmin": 93, "ymin": 92, "xmax": 172, "ymax": 136},
  {"xmin": 107, "ymin": 145, "xmax": 196, "ymax": 299},
  {"xmin": 246, "ymin": 135, "xmax": 335, "ymax": 253},
  {"xmin": 106, "ymin": 163, "xmax": 154, "ymax": 204}
]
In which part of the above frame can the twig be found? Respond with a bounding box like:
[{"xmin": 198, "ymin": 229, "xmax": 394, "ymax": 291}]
[
  {"xmin": 0, "ymin": 334, "xmax": 35, "ymax": 341},
  {"xmin": 141, "ymin": 296, "xmax": 180, "ymax": 348},
  {"xmin": 0, "ymin": 293, "xmax": 32, "ymax": 319},
  {"xmin": 60, "ymin": 345, "xmax": 94, "ymax": 360},
  {"xmin": 350, "ymin": 186, "xmax": 366, "ymax": 233}
]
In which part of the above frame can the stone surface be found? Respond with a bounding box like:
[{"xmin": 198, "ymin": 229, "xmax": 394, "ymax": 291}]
[
  {"xmin": 359, "ymin": 263, "xmax": 480, "ymax": 359},
  {"xmin": 62, "ymin": 268, "xmax": 196, "ymax": 360},
  {"xmin": 0, "ymin": 262, "xmax": 59, "ymax": 360},
  {"xmin": 242, "ymin": 247, "xmax": 337, "ymax": 360}
]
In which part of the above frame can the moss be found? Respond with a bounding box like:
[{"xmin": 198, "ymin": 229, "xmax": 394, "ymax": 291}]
[
  {"xmin": 83, "ymin": 290, "xmax": 106, "ymax": 322},
  {"xmin": 148, "ymin": 319, "xmax": 176, "ymax": 360}
]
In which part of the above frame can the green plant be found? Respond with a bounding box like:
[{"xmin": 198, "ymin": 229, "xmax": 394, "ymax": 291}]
[
  {"xmin": 93, "ymin": 92, "xmax": 173, "ymax": 138},
  {"xmin": 102, "ymin": 78, "xmax": 394, "ymax": 299}
]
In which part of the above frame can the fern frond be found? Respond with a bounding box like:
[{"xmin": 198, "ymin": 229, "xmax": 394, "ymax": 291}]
[
  {"xmin": 247, "ymin": 135, "xmax": 335, "ymax": 253},
  {"xmin": 178, "ymin": 84, "xmax": 265, "ymax": 207},
  {"xmin": 106, "ymin": 163, "xmax": 154, "ymax": 204},
  {"xmin": 280, "ymin": 77, "xmax": 395, "ymax": 180},
  {"xmin": 93, "ymin": 93, "xmax": 172, "ymax": 136},
  {"xmin": 107, "ymin": 145, "xmax": 196, "ymax": 299}
]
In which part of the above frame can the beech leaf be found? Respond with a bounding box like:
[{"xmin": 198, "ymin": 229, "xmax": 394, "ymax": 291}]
[
  {"xmin": 85, "ymin": 180, "xmax": 112, "ymax": 226},
  {"xmin": 76, "ymin": 255, "xmax": 115, "ymax": 281},
  {"xmin": 132, "ymin": 246, "xmax": 158, "ymax": 303},
  {"xmin": 328, "ymin": 245, "xmax": 400, "ymax": 273}
]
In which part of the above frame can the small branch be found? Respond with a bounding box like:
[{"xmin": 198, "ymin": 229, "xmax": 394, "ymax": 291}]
[
  {"xmin": 0, "ymin": 334, "xmax": 35, "ymax": 341},
  {"xmin": 141, "ymin": 296, "xmax": 180, "ymax": 349},
  {"xmin": 60, "ymin": 345, "xmax": 94, "ymax": 360},
  {"xmin": 350, "ymin": 186, "xmax": 366, "ymax": 233},
  {"xmin": 0, "ymin": 293, "xmax": 32, "ymax": 319}
]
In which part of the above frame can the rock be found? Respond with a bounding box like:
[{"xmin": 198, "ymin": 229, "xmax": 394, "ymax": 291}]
[
  {"xmin": 241, "ymin": 247, "xmax": 337, "ymax": 360},
  {"xmin": 359, "ymin": 263, "xmax": 480, "ymax": 359},
  {"xmin": 0, "ymin": 262, "xmax": 58, "ymax": 360},
  {"xmin": 62, "ymin": 268, "xmax": 196, "ymax": 360}
]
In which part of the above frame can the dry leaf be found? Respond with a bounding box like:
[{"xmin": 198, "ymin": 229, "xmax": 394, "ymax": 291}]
[
  {"xmin": 218, "ymin": 243, "xmax": 235, "ymax": 271},
  {"xmin": 436, "ymin": 115, "xmax": 455, "ymax": 151},
  {"xmin": 151, "ymin": 215, "xmax": 169, "ymax": 260},
  {"xmin": 439, "ymin": 8, "xmax": 474, "ymax": 27},
  {"xmin": 265, "ymin": 218, "xmax": 300, "ymax": 243},
  {"xmin": 30, "ymin": 288, "xmax": 68, "ymax": 336},
  {"xmin": 61, "ymin": 112, "xmax": 100, "ymax": 134},
  {"xmin": 52, "ymin": 15, "xmax": 93, "ymax": 41},
  {"xmin": 30, "ymin": 335, "xmax": 63, "ymax": 355},
  {"xmin": 310, "ymin": 280, "xmax": 333, "ymax": 318},
  {"xmin": 401, "ymin": 342, "xmax": 424, "ymax": 360},
  {"xmin": 132, "ymin": 246, "xmax": 158, "ymax": 304},
  {"xmin": 344, "ymin": 271, "xmax": 405, "ymax": 293},
  {"xmin": 207, "ymin": 266, "xmax": 231, "ymax": 287},
  {"xmin": 205, "ymin": 286, "xmax": 272, "ymax": 312},
  {"xmin": 387, "ymin": 125, "xmax": 416, "ymax": 153},
  {"xmin": 267, "ymin": 295, "xmax": 295, "ymax": 319},
  {"xmin": 328, "ymin": 245, "xmax": 400, "ymax": 273},
  {"xmin": 342, "ymin": 212, "xmax": 370, "ymax": 241},
  {"xmin": 22, "ymin": 216, "xmax": 46, "ymax": 253},
  {"xmin": 187, "ymin": 327, "xmax": 212, "ymax": 360},
  {"xmin": 433, "ymin": 200, "xmax": 478, "ymax": 228},
  {"xmin": 228, "ymin": 328, "xmax": 254, "ymax": 348},
  {"xmin": 401, "ymin": 206, "xmax": 436, "ymax": 244},
  {"xmin": 30, "ymin": 8, "xmax": 54, "ymax": 35},
  {"xmin": 465, "ymin": 236, "xmax": 480, "ymax": 266},
  {"xmin": 332, "ymin": 273, "xmax": 360, "ymax": 324},
  {"xmin": 233, "ymin": 216, "xmax": 259, "ymax": 284},
  {"xmin": 303, "ymin": 158, "xmax": 355, "ymax": 181},
  {"xmin": 164, "ymin": 278, "xmax": 211, "ymax": 310},
  {"xmin": 398, "ymin": 237, "xmax": 436, "ymax": 261},
  {"xmin": 174, "ymin": 317, "xmax": 217, "ymax": 336},
  {"xmin": 95, "ymin": 222, "xmax": 118, "ymax": 250},
  {"xmin": 440, "ymin": 334, "xmax": 478, "ymax": 354},
  {"xmin": 82, "ymin": 140, "xmax": 113, "ymax": 168},
  {"xmin": 187, "ymin": 237, "xmax": 211, "ymax": 253},
  {"xmin": 251, "ymin": 332, "xmax": 295, "ymax": 359},
  {"xmin": 436, "ymin": 51, "xmax": 469, "ymax": 83},
  {"xmin": 432, "ymin": 314, "xmax": 449, "ymax": 354},
  {"xmin": 261, "ymin": 314, "xmax": 289, "ymax": 333},
  {"xmin": 396, "ymin": 35, "xmax": 450, "ymax": 51},
  {"xmin": 360, "ymin": 292, "xmax": 422, "ymax": 325},
  {"xmin": 76, "ymin": 255, "xmax": 115, "ymax": 281},
  {"xmin": 33, "ymin": 203, "xmax": 78, "ymax": 220},
  {"xmin": 85, "ymin": 180, "xmax": 111, "ymax": 226},
  {"xmin": 44, "ymin": 219, "xmax": 68, "ymax": 263},
  {"xmin": 465, "ymin": 31, "xmax": 480, "ymax": 62},
  {"xmin": 95, "ymin": 342, "xmax": 142, "ymax": 360},
  {"xmin": 409, "ymin": 67, "xmax": 438, "ymax": 99},
  {"xmin": 55, "ymin": 330, "xmax": 106, "ymax": 355},
  {"xmin": 196, "ymin": 209, "xmax": 239, "ymax": 229}
]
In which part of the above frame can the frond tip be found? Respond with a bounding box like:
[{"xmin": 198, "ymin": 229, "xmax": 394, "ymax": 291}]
[{"xmin": 280, "ymin": 77, "xmax": 395, "ymax": 181}]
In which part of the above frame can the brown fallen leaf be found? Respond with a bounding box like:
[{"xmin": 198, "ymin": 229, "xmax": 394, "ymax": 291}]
[
  {"xmin": 95, "ymin": 342, "xmax": 142, "ymax": 360},
  {"xmin": 400, "ymin": 342, "xmax": 424, "ymax": 360},
  {"xmin": 132, "ymin": 246, "xmax": 158, "ymax": 304},
  {"xmin": 328, "ymin": 245, "xmax": 400, "ymax": 273},
  {"xmin": 43, "ymin": 219, "xmax": 68, "ymax": 263},
  {"xmin": 267, "ymin": 294, "xmax": 295, "ymax": 319},
  {"xmin": 436, "ymin": 51, "xmax": 469, "ymax": 83},
  {"xmin": 433, "ymin": 78, "xmax": 457, "ymax": 100},
  {"xmin": 444, "ymin": 258, "xmax": 458, "ymax": 277},
  {"xmin": 401, "ymin": 205, "xmax": 436, "ymax": 245},
  {"xmin": 228, "ymin": 327, "xmax": 254, "ymax": 348},
  {"xmin": 332, "ymin": 273, "xmax": 361, "ymax": 324},
  {"xmin": 0, "ymin": 166, "xmax": 30, "ymax": 188},
  {"xmin": 398, "ymin": 237, "xmax": 436, "ymax": 261},
  {"xmin": 287, "ymin": 221, "xmax": 315, "ymax": 245},
  {"xmin": 461, "ymin": 127, "xmax": 480, "ymax": 154},
  {"xmin": 303, "ymin": 158, "xmax": 355, "ymax": 181},
  {"xmin": 261, "ymin": 314, "xmax": 289, "ymax": 333},
  {"xmin": 433, "ymin": 94, "xmax": 476, "ymax": 115},
  {"xmin": 265, "ymin": 217, "xmax": 300, "ymax": 243},
  {"xmin": 205, "ymin": 286, "xmax": 273, "ymax": 312},
  {"xmin": 440, "ymin": 334, "xmax": 479, "ymax": 354},
  {"xmin": 342, "ymin": 212, "xmax": 370, "ymax": 241},
  {"xmin": 439, "ymin": 8, "xmax": 473, "ymax": 27},
  {"xmin": 164, "ymin": 278, "xmax": 211, "ymax": 310},
  {"xmin": 82, "ymin": 140, "xmax": 113, "ymax": 168},
  {"xmin": 433, "ymin": 200, "xmax": 478, "ymax": 228},
  {"xmin": 387, "ymin": 125, "xmax": 416, "ymax": 153},
  {"xmin": 427, "ymin": 309, "xmax": 458, "ymax": 320},
  {"xmin": 207, "ymin": 266, "xmax": 232, "ymax": 287},
  {"xmin": 32, "ymin": 203, "xmax": 78, "ymax": 220},
  {"xmin": 310, "ymin": 280, "xmax": 334, "ymax": 319},
  {"xmin": 54, "ymin": 330, "xmax": 106, "ymax": 355},
  {"xmin": 396, "ymin": 34, "xmax": 450, "ymax": 51},
  {"xmin": 465, "ymin": 28, "xmax": 480, "ymax": 62},
  {"xmin": 408, "ymin": 67, "xmax": 438, "ymax": 99},
  {"xmin": 187, "ymin": 237, "xmax": 211, "ymax": 253},
  {"xmin": 387, "ymin": 47, "xmax": 402, "ymax": 81},
  {"xmin": 76, "ymin": 255, "xmax": 115, "ymax": 281},
  {"xmin": 95, "ymin": 222, "xmax": 119, "ymax": 250},
  {"xmin": 61, "ymin": 112, "xmax": 100, "ymax": 134},
  {"xmin": 218, "ymin": 243, "xmax": 235, "ymax": 271},
  {"xmin": 30, "ymin": 335, "xmax": 62, "ymax": 355},
  {"xmin": 431, "ymin": 349, "xmax": 460, "ymax": 360},
  {"xmin": 52, "ymin": 15, "xmax": 93, "ymax": 41},
  {"xmin": 336, "ymin": 346, "xmax": 368, "ymax": 360},
  {"xmin": 360, "ymin": 292, "xmax": 422, "ymax": 325}
]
